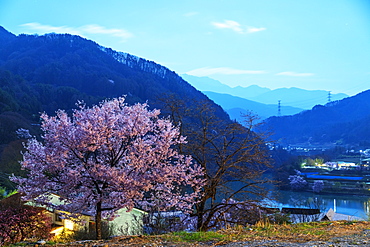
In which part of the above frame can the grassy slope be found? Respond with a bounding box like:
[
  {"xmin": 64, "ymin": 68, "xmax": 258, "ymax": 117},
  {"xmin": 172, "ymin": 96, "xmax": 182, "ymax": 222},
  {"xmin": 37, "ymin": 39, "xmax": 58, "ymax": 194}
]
[{"xmin": 17, "ymin": 221, "xmax": 370, "ymax": 246}]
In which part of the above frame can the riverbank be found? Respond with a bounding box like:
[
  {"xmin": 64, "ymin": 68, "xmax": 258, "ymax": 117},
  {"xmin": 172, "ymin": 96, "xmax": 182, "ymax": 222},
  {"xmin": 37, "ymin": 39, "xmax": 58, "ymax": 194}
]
[
  {"xmin": 313, "ymin": 188, "xmax": 370, "ymax": 196},
  {"xmin": 270, "ymin": 189, "xmax": 370, "ymax": 219}
]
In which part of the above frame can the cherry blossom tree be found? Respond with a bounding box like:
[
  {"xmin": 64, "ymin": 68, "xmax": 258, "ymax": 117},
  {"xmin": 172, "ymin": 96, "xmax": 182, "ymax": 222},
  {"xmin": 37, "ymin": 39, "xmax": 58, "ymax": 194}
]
[
  {"xmin": 288, "ymin": 174, "xmax": 308, "ymax": 191},
  {"xmin": 12, "ymin": 97, "xmax": 204, "ymax": 240}
]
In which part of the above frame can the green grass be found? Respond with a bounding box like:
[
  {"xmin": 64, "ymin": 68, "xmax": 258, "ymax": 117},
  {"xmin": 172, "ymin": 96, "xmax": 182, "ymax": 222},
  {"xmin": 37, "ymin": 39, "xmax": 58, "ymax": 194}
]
[
  {"xmin": 161, "ymin": 220, "xmax": 365, "ymax": 244},
  {"xmin": 165, "ymin": 231, "xmax": 227, "ymax": 242},
  {"xmin": 7, "ymin": 241, "xmax": 59, "ymax": 246}
]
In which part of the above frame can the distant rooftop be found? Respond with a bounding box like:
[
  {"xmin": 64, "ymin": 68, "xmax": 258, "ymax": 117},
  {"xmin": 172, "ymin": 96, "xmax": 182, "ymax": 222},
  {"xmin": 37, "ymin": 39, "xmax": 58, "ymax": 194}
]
[{"xmin": 306, "ymin": 174, "xmax": 363, "ymax": 181}]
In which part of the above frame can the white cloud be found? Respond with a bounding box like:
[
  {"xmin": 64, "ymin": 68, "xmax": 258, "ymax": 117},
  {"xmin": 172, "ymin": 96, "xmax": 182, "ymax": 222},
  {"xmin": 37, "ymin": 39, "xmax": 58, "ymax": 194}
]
[
  {"xmin": 81, "ymin": 24, "xmax": 133, "ymax": 40},
  {"xmin": 212, "ymin": 20, "xmax": 244, "ymax": 34},
  {"xmin": 20, "ymin": 22, "xmax": 133, "ymax": 41},
  {"xmin": 186, "ymin": 67, "xmax": 266, "ymax": 76},
  {"xmin": 247, "ymin": 27, "xmax": 267, "ymax": 33},
  {"xmin": 212, "ymin": 20, "xmax": 266, "ymax": 34},
  {"xmin": 276, "ymin": 71, "xmax": 314, "ymax": 77},
  {"xmin": 21, "ymin": 23, "xmax": 82, "ymax": 35}
]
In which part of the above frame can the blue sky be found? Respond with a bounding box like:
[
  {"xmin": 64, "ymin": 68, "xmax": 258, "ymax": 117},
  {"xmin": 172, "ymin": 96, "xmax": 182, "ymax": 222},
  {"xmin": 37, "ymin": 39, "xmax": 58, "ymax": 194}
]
[{"xmin": 0, "ymin": 0, "xmax": 369, "ymax": 95}]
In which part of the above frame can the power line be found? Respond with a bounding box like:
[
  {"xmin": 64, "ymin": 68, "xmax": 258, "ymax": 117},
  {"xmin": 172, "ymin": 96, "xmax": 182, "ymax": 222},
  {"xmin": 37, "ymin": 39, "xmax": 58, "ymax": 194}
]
[{"xmin": 339, "ymin": 81, "xmax": 369, "ymax": 96}]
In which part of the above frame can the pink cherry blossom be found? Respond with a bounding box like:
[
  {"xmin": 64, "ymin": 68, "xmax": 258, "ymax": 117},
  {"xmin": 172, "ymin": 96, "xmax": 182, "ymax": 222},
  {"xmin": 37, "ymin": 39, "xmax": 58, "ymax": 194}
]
[{"xmin": 12, "ymin": 97, "xmax": 204, "ymax": 239}]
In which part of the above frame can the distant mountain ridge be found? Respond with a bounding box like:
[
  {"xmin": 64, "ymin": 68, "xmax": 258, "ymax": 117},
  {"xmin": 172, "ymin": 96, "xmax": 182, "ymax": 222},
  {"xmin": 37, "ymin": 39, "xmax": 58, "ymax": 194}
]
[
  {"xmin": 250, "ymin": 87, "xmax": 348, "ymax": 109},
  {"xmin": 182, "ymin": 74, "xmax": 348, "ymax": 110},
  {"xmin": 181, "ymin": 74, "xmax": 270, "ymax": 99},
  {"xmin": 262, "ymin": 89, "xmax": 370, "ymax": 146},
  {"xmin": 202, "ymin": 91, "xmax": 303, "ymax": 121},
  {"xmin": 181, "ymin": 73, "xmax": 370, "ymax": 147}
]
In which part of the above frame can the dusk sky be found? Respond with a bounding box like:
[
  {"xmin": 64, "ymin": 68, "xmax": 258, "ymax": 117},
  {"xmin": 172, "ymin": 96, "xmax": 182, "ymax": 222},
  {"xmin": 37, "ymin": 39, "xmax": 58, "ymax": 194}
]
[{"xmin": 1, "ymin": 0, "xmax": 369, "ymax": 95}]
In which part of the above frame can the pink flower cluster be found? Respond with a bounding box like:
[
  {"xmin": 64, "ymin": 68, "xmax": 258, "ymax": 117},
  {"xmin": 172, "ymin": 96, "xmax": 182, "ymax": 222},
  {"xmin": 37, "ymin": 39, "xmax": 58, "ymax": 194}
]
[{"xmin": 12, "ymin": 97, "xmax": 204, "ymax": 221}]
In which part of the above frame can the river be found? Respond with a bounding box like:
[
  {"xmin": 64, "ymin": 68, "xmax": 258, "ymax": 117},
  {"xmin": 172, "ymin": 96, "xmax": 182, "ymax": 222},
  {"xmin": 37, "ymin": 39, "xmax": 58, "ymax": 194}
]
[{"xmin": 265, "ymin": 190, "xmax": 370, "ymax": 220}]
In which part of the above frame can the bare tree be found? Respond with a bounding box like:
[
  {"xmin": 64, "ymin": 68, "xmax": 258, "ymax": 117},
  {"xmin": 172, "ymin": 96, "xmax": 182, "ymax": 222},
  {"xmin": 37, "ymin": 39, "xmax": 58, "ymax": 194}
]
[{"xmin": 159, "ymin": 94, "xmax": 273, "ymax": 231}]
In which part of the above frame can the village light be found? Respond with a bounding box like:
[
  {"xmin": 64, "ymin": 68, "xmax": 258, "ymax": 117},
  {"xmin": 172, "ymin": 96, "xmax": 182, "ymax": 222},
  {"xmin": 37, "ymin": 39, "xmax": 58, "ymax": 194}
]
[
  {"xmin": 50, "ymin": 226, "xmax": 64, "ymax": 236},
  {"xmin": 64, "ymin": 219, "xmax": 74, "ymax": 231}
]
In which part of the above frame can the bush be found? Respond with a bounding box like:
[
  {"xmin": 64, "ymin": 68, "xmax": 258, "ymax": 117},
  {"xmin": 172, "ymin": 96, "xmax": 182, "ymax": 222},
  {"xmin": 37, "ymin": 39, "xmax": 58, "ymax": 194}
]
[
  {"xmin": 312, "ymin": 180, "xmax": 324, "ymax": 193},
  {"xmin": 268, "ymin": 212, "xmax": 291, "ymax": 225},
  {"xmin": 0, "ymin": 194, "xmax": 51, "ymax": 245}
]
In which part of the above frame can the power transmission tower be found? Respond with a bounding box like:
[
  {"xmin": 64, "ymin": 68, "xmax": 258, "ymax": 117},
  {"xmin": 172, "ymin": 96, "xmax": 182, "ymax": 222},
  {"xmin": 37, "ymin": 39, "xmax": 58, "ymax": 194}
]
[
  {"xmin": 278, "ymin": 100, "xmax": 281, "ymax": 116},
  {"xmin": 328, "ymin": 91, "xmax": 331, "ymax": 103}
]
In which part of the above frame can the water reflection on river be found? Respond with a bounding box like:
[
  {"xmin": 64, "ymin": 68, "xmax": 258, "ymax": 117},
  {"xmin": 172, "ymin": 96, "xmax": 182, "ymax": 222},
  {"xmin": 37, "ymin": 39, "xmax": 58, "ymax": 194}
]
[{"xmin": 265, "ymin": 190, "xmax": 370, "ymax": 219}]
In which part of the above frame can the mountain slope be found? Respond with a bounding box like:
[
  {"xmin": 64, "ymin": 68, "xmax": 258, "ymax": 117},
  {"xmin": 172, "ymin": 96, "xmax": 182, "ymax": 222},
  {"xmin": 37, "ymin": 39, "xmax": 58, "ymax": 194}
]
[
  {"xmin": 0, "ymin": 26, "xmax": 16, "ymax": 45},
  {"xmin": 203, "ymin": 91, "xmax": 303, "ymax": 120},
  {"xmin": 263, "ymin": 90, "xmax": 370, "ymax": 146},
  {"xmin": 0, "ymin": 29, "xmax": 229, "ymax": 121},
  {"xmin": 181, "ymin": 74, "xmax": 235, "ymax": 95}
]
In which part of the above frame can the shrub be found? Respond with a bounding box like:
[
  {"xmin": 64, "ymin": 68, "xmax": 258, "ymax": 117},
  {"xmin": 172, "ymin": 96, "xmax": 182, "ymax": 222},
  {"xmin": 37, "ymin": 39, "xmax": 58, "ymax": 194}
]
[
  {"xmin": 0, "ymin": 194, "xmax": 51, "ymax": 245},
  {"xmin": 288, "ymin": 175, "xmax": 308, "ymax": 191},
  {"xmin": 312, "ymin": 180, "xmax": 324, "ymax": 193}
]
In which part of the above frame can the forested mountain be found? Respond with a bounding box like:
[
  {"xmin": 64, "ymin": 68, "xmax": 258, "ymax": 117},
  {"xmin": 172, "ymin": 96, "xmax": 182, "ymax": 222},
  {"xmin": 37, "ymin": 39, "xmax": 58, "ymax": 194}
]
[
  {"xmin": 0, "ymin": 26, "xmax": 230, "ymax": 188},
  {"xmin": 263, "ymin": 90, "xmax": 370, "ymax": 146},
  {"xmin": 0, "ymin": 27, "xmax": 227, "ymax": 114},
  {"xmin": 0, "ymin": 26, "xmax": 230, "ymax": 118}
]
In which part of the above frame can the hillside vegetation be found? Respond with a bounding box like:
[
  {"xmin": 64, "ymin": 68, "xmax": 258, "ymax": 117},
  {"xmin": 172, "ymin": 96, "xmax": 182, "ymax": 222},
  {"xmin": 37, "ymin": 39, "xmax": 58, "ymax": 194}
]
[{"xmin": 262, "ymin": 89, "xmax": 370, "ymax": 146}]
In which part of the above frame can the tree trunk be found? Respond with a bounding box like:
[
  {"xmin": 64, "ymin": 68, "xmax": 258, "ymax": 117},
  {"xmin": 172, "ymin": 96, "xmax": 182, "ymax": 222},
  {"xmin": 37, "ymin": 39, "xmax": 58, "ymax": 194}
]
[
  {"xmin": 197, "ymin": 213, "xmax": 205, "ymax": 231},
  {"xmin": 196, "ymin": 201, "xmax": 205, "ymax": 231},
  {"xmin": 95, "ymin": 201, "xmax": 102, "ymax": 240}
]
